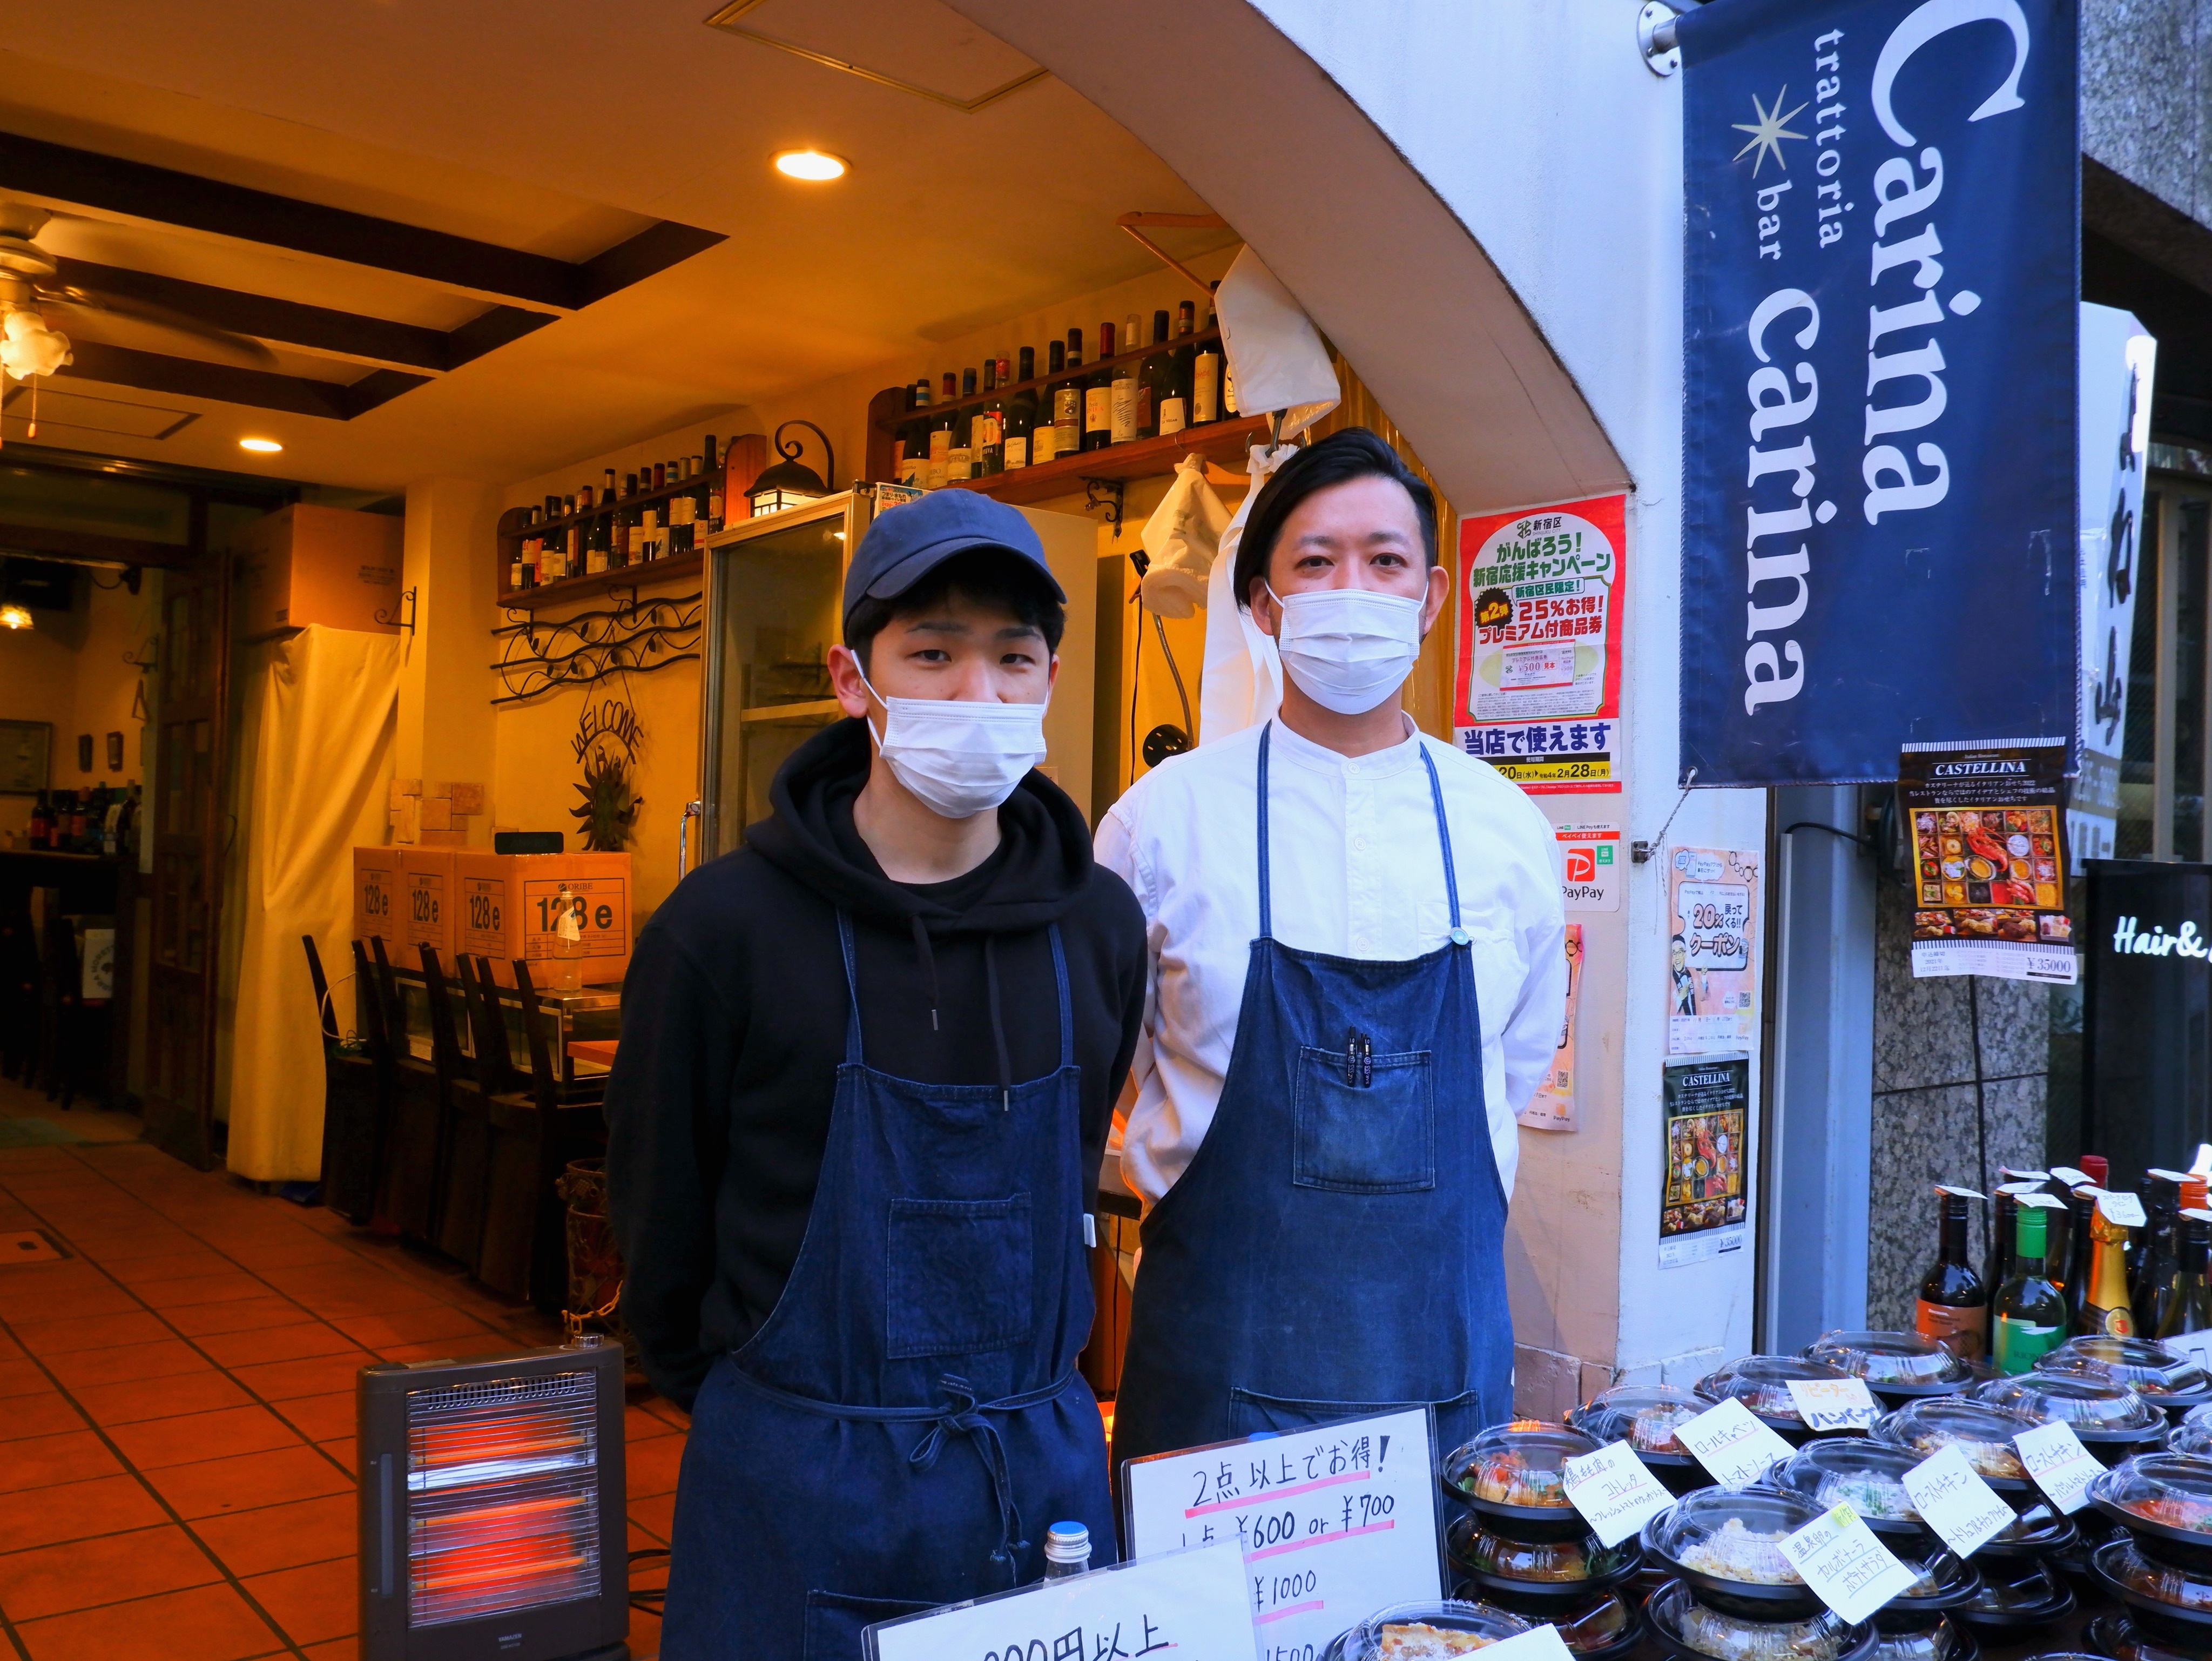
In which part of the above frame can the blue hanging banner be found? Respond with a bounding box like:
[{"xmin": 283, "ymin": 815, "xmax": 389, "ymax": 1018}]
[{"xmin": 1677, "ymin": 0, "xmax": 2079, "ymax": 786}]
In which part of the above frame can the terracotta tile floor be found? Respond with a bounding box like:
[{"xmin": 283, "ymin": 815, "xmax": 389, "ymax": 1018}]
[{"xmin": 0, "ymin": 1137, "xmax": 684, "ymax": 1660}]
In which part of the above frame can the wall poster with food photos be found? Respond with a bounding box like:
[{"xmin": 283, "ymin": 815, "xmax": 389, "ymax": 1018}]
[
  {"xmin": 1660, "ymin": 1054, "xmax": 1749, "ymax": 1269},
  {"xmin": 1899, "ymin": 739, "xmax": 2078, "ymax": 985}
]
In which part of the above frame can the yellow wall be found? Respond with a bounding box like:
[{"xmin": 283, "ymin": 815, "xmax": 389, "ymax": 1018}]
[{"xmin": 0, "ymin": 567, "xmax": 158, "ymax": 843}]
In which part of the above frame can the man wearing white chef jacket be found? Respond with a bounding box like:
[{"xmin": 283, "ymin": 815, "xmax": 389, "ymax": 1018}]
[{"xmin": 1098, "ymin": 427, "xmax": 1567, "ymax": 1473}]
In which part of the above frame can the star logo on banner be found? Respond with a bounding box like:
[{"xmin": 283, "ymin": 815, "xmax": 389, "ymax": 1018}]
[{"xmin": 1731, "ymin": 86, "xmax": 1809, "ymax": 175}]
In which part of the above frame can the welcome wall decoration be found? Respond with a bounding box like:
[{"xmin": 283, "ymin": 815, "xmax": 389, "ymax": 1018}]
[{"xmin": 1678, "ymin": 0, "xmax": 2079, "ymax": 785}]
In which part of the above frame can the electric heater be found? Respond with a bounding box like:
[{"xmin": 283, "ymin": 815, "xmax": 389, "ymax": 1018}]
[{"xmin": 359, "ymin": 1336, "xmax": 630, "ymax": 1661}]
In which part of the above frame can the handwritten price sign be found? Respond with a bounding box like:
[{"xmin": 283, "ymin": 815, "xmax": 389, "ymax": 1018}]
[
  {"xmin": 2014, "ymin": 1421, "xmax": 2104, "ymax": 1515},
  {"xmin": 1676, "ymin": 1397, "xmax": 1795, "ymax": 1489},
  {"xmin": 1777, "ymin": 1503, "xmax": 1917, "ymax": 1624},
  {"xmin": 1561, "ymin": 1442, "xmax": 1674, "ymax": 1548},
  {"xmin": 1784, "ymin": 1378, "xmax": 1879, "ymax": 1435},
  {"xmin": 1123, "ymin": 1408, "xmax": 1439, "ymax": 1661},
  {"xmin": 1901, "ymin": 1444, "xmax": 2014, "ymax": 1558}
]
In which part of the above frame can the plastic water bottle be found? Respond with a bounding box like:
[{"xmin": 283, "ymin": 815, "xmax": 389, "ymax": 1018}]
[{"xmin": 1042, "ymin": 1521, "xmax": 1091, "ymax": 1579}]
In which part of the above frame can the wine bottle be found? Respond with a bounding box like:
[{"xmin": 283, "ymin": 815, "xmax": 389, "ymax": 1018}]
[
  {"xmin": 1917, "ymin": 1188, "xmax": 1989, "ymax": 1361},
  {"xmin": 28, "ymin": 790, "xmax": 48, "ymax": 850},
  {"xmin": 1986, "ymin": 1188, "xmax": 2020, "ymax": 1314},
  {"xmin": 1994, "ymin": 1201, "xmax": 2068, "ymax": 1374},
  {"xmin": 1054, "ymin": 335, "xmax": 1080, "ymax": 460},
  {"xmin": 1084, "ymin": 321, "xmax": 1117, "ymax": 451},
  {"xmin": 976, "ymin": 359, "xmax": 1006, "ymax": 475},
  {"xmin": 2137, "ymin": 1171, "xmax": 2187, "ymax": 1329},
  {"xmin": 1112, "ymin": 313, "xmax": 1143, "ymax": 444},
  {"xmin": 1194, "ymin": 297, "xmax": 1225, "ymax": 426},
  {"xmin": 2082, "ymin": 1153, "xmax": 2110, "ymax": 1187},
  {"xmin": 894, "ymin": 383, "xmax": 925, "ymax": 481},
  {"xmin": 1005, "ymin": 347, "xmax": 1036, "ymax": 471},
  {"xmin": 2156, "ymin": 1208, "xmax": 2212, "ymax": 1354},
  {"xmin": 1161, "ymin": 304, "xmax": 1193, "ymax": 436},
  {"xmin": 2062, "ymin": 1184, "xmax": 2098, "ymax": 1333},
  {"xmin": 1137, "ymin": 310, "xmax": 1174, "ymax": 441},
  {"xmin": 2083, "ymin": 1196, "xmax": 2139, "ymax": 1335}
]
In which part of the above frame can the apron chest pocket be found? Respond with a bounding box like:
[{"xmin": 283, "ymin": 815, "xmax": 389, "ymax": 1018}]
[
  {"xmin": 1292, "ymin": 1047, "xmax": 1436, "ymax": 1193},
  {"xmin": 886, "ymin": 1194, "xmax": 1033, "ymax": 1359}
]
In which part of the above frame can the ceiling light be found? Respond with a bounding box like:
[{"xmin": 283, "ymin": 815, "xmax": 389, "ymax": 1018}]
[
  {"xmin": 0, "ymin": 603, "xmax": 31, "ymax": 631},
  {"xmin": 773, "ymin": 150, "xmax": 847, "ymax": 182},
  {"xmin": 239, "ymin": 437, "xmax": 283, "ymax": 454}
]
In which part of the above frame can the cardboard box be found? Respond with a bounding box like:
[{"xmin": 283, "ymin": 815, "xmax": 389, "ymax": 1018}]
[
  {"xmin": 234, "ymin": 503, "xmax": 405, "ymax": 640},
  {"xmin": 454, "ymin": 852, "xmax": 632, "ymax": 986},
  {"xmin": 399, "ymin": 849, "xmax": 457, "ymax": 964},
  {"xmin": 353, "ymin": 846, "xmax": 401, "ymax": 946}
]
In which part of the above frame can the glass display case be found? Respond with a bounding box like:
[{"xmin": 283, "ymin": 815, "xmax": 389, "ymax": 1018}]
[{"xmin": 697, "ymin": 491, "xmax": 876, "ymax": 863}]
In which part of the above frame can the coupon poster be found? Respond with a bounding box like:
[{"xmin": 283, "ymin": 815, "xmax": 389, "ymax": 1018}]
[
  {"xmin": 1667, "ymin": 847, "xmax": 1761, "ymax": 1056},
  {"xmin": 1455, "ymin": 494, "xmax": 1627, "ymax": 793},
  {"xmin": 1899, "ymin": 740, "xmax": 2078, "ymax": 984},
  {"xmin": 1660, "ymin": 1055, "xmax": 1750, "ymax": 1269},
  {"xmin": 1520, "ymin": 924, "xmax": 1583, "ymax": 1132}
]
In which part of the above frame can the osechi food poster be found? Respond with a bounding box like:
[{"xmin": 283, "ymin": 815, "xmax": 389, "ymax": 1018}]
[
  {"xmin": 1453, "ymin": 494, "xmax": 1626, "ymax": 793},
  {"xmin": 1898, "ymin": 740, "xmax": 2077, "ymax": 985},
  {"xmin": 1665, "ymin": 847, "xmax": 1761, "ymax": 1057}
]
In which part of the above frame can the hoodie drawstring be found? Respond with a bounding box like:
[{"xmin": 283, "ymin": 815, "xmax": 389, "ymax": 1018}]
[
  {"xmin": 983, "ymin": 934, "xmax": 1013, "ymax": 1111},
  {"xmin": 911, "ymin": 916, "xmax": 941, "ymax": 1032}
]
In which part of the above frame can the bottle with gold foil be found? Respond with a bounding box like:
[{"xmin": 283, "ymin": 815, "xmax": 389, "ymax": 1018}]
[{"xmin": 2083, "ymin": 1195, "xmax": 2139, "ymax": 1336}]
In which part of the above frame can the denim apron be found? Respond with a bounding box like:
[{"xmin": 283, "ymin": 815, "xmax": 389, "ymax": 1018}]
[
  {"xmin": 661, "ymin": 913, "xmax": 1115, "ymax": 1661},
  {"xmin": 1112, "ymin": 722, "xmax": 1513, "ymax": 1474}
]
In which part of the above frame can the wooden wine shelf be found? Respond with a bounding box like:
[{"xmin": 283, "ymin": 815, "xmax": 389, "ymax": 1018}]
[
  {"xmin": 498, "ymin": 550, "xmax": 702, "ymax": 612},
  {"xmin": 873, "ymin": 327, "xmax": 1226, "ymax": 432},
  {"xmin": 939, "ymin": 415, "xmax": 1272, "ymax": 507}
]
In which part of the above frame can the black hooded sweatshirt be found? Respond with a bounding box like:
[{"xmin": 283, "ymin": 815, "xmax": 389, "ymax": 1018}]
[{"xmin": 605, "ymin": 718, "xmax": 1146, "ymax": 1409}]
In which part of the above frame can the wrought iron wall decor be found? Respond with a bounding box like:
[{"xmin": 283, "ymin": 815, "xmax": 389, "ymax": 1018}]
[{"xmin": 490, "ymin": 590, "xmax": 702, "ymax": 705}]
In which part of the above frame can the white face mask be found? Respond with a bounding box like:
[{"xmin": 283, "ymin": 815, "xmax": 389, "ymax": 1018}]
[
  {"xmin": 858, "ymin": 667, "xmax": 1050, "ymax": 819},
  {"xmin": 1266, "ymin": 584, "xmax": 1426, "ymax": 715}
]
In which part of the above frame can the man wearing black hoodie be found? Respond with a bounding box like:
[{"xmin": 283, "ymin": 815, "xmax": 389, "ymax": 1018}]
[{"xmin": 608, "ymin": 490, "xmax": 1144, "ymax": 1661}]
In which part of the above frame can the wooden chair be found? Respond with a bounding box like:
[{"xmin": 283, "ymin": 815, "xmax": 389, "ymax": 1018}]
[
  {"xmin": 463, "ymin": 956, "xmax": 549, "ymax": 1301},
  {"xmin": 512, "ymin": 959, "xmax": 611, "ymax": 1312},
  {"xmin": 367, "ymin": 935, "xmax": 444, "ymax": 1243},
  {"xmin": 420, "ymin": 944, "xmax": 491, "ymax": 1273},
  {"xmin": 304, "ymin": 934, "xmax": 383, "ymax": 1226}
]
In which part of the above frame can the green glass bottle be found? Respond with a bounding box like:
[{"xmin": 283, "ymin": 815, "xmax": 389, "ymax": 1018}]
[{"xmin": 1994, "ymin": 1202, "xmax": 2068, "ymax": 1374}]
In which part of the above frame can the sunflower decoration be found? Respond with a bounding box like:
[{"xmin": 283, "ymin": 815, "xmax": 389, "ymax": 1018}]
[{"xmin": 571, "ymin": 746, "xmax": 642, "ymax": 851}]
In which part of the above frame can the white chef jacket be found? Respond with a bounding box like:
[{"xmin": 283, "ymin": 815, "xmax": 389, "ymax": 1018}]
[{"xmin": 1096, "ymin": 715, "xmax": 1568, "ymax": 1208}]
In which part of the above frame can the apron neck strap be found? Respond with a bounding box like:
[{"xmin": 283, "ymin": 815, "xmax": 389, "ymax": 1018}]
[
  {"xmin": 1255, "ymin": 720, "xmax": 1464, "ymax": 937},
  {"xmin": 836, "ymin": 910, "xmax": 1077, "ymax": 1073},
  {"xmin": 834, "ymin": 909, "xmax": 865, "ymax": 1067}
]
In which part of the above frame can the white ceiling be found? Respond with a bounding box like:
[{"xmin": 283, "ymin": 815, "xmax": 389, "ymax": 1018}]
[{"xmin": 0, "ymin": 1, "xmax": 1216, "ymax": 490}]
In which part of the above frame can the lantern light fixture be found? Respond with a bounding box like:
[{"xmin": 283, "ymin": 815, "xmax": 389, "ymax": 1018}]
[
  {"xmin": 773, "ymin": 149, "xmax": 847, "ymax": 182},
  {"xmin": 0, "ymin": 602, "xmax": 31, "ymax": 631},
  {"xmin": 747, "ymin": 421, "xmax": 836, "ymax": 517}
]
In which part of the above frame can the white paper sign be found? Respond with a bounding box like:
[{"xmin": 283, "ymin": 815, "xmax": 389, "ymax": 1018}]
[
  {"xmin": 2014, "ymin": 1421, "xmax": 2105, "ymax": 1515},
  {"xmin": 866, "ymin": 1539, "xmax": 1251, "ymax": 1661},
  {"xmin": 1484, "ymin": 1625, "xmax": 1577, "ymax": 1661},
  {"xmin": 1561, "ymin": 1441, "xmax": 1675, "ymax": 1548},
  {"xmin": 1676, "ymin": 1397, "xmax": 1796, "ymax": 1489},
  {"xmin": 1777, "ymin": 1503, "xmax": 1919, "ymax": 1624},
  {"xmin": 1123, "ymin": 1409, "xmax": 1438, "ymax": 1659},
  {"xmin": 2049, "ymin": 1166, "xmax": 2092, "ymax": 1190},
  {"xmin": 1934, "ymin": 1184, "xmax": 1988, "ymax": 1200},
  {"xmin": 1901, "ymin": 1444, "xmax": 2016, "ymax": 1558},
  {"xmin": 2098, "ymin": 1191, "xmax": 2148, "ymax": 1227},
  {"xmin": 1785, "ymin": 1378, "xmax": 1880, "ymax": 1435}
]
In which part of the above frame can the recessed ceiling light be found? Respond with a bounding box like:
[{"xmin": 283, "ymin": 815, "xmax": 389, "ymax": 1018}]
[
  {"xmin": 0, "ymin": 603, "xmax": 32, "ymax": 631},
  {"xmin": 239, "ymin": 437, "xmax": 283, "ymax": 454},
  {"xmin": 773, "ymin": 149, "xmax": 847, "ymax": 182}
]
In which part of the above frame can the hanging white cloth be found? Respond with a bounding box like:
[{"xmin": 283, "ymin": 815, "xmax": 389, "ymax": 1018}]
[
  {"xmin": 1215, "ymin": 246, "xmax": 1341, "ymax": 441},
  {"xmin": 1198, "ymin": 441, "xmax": 1301, "ymax": 743}
]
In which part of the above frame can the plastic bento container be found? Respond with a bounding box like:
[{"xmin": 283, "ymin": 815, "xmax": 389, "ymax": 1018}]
[
  {"xmin": 1640, "ymin": 1577, "xmax": 1873, "ymax": 1661},
  {"xmin": 1568, "ymin": 1383, "xmax": 1712, "ymax": 1495},
  {"xmin": 2091, "ymin": 1452, "xmax": 2212, "ymax": 1575},
  {"xmin": 1439, "ymin": 1422, "xmax": 1602, "ymax": 1543},
  {"xmin": 1640, "ymin": 1485, "xmax": 1825, "ymax": 1620},
  {"xmin": 1872, "ymin": 1552, "xmax": 1981, "ymax": 1630},
  {"xmin": 1322, "ymin": 1599, "xmax": 1534, "ymax": 1661},
  {"xmin": 1805, "ymin": 1332, "xmax": 1976, "ymax": 1405},
  {"xmin": 1770, "ymin": 1440, "xmax": 1930, "ymax": 1548},
  {"xmin": 1864, "ymin": 1617, "xmax": 1978, "ymax": 1661},
  {"xmin": 1871, "ymin": 1398, "xmax": 2040, "ymax": 1494},
  {"xmin": 1444, "ymin": 1510, "xmax": 1641, "ymax": 1605},
  {"xmin": 2039, "ymin": 1336, "xmax": 2212, "ymax": 1418},
  {"xmin": 1457, "ymin": 1586, "xmax": 1640, "ymax": 1660},
  {"xmin": 2090, "ymin": 1537, "xmax": 2212, "ymax": 1646},
  {"xmin": 1975, "ymin": 1373, "xmax": 2169, "ymax": 1465},
  {"xmin": 1949, "ymin": 1557, "xmax": 2075, "ymax": 1638},
  {"xmin": 1697, "ymin": 1356, "xmax": 1862, "ymax": 1444}
]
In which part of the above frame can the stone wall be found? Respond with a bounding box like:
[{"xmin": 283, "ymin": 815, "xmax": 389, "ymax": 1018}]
[
  {"xmin": 2083, "ymin": 0, "xmax": 2212, "ymax": 233},
  {"xmin": 1865, "ymin": 878, "xmax": 2053, "ymax": 1330}
]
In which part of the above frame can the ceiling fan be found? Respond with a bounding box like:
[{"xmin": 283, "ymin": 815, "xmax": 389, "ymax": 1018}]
[{"xmin": 0, "ymin": 202, "xmax": 278, "ymax": 389}]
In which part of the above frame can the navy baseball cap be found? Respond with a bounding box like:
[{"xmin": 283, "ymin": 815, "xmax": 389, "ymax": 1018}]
[{"xmin": 842, "ymin": 490, "xmax": 1065, "ymax": 635}]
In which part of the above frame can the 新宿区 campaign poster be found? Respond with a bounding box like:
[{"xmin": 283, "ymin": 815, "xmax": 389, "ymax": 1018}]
[{"xmin": 1455, "ymin": 494, "xmax": 1627, "ymax": 793}]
